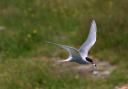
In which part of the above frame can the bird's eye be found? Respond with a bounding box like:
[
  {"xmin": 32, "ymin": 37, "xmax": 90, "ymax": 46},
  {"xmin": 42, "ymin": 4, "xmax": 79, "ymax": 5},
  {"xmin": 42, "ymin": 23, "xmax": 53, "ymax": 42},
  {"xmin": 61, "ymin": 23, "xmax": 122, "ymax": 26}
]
[{"xmin": 86, "ymin": 57, "xmax": 93, "ymax": 63}]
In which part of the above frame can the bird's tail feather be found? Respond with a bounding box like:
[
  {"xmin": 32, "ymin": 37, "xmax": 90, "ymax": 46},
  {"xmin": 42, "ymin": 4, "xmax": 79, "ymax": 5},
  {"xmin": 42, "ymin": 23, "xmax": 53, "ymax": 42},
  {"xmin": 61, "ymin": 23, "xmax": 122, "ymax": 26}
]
[
  {"xmin": 57, "ymin": 60, "xmax": 69, "ymax": 63},
  {"xmin": 56, "ymin": 57, "xmax": 72, "ymax": 64}
]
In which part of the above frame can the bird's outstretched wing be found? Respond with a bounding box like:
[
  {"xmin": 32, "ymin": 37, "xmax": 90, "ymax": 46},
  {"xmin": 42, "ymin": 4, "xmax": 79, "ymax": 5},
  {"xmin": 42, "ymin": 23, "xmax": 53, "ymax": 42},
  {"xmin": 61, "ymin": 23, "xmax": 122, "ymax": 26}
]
[
  {"xmin": 79, "ymin": 20, "xmax": 97, "ymax": 58},
  {"xmin": 47, "ymin": 42, "xmax": 81, "ymax": 59}
]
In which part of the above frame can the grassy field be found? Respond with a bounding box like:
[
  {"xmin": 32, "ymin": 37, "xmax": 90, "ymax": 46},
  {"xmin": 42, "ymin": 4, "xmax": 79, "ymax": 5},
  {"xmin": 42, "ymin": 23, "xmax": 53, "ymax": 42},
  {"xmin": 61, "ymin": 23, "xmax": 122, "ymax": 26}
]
[{"xmin": 0, "ymin": 0, "xmax": 128, "ymax": 89}]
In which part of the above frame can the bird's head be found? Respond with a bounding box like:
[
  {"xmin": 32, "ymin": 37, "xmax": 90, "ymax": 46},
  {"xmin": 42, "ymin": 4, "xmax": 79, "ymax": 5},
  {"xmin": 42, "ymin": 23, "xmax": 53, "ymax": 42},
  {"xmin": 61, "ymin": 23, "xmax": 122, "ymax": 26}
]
[{"xmin": 86, "ymin": 57, "xmax": 97, "ymax": 68}]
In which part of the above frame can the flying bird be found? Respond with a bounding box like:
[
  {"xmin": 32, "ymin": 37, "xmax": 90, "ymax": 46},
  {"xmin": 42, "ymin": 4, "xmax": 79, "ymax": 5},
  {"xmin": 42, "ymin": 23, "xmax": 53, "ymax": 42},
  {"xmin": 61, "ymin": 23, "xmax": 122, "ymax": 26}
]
[{"xmin": 47, "ymin": 20, "xmax": 97, "ymax": 68}]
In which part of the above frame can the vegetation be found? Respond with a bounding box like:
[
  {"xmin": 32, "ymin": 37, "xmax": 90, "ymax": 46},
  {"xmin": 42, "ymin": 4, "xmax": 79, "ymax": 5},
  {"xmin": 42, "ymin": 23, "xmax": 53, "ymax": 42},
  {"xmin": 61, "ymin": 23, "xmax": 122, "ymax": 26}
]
[{"xmin": 0, "ymin": 0, "xmax": 128, "ymax": 89}]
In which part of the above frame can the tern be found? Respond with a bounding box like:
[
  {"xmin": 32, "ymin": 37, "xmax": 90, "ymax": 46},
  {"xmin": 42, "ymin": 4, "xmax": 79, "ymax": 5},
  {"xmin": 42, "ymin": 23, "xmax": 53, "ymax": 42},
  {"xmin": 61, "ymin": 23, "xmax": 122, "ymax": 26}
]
[{"xmin": 47, "ymin": 20, "xmax": 97, "ymax": 68}]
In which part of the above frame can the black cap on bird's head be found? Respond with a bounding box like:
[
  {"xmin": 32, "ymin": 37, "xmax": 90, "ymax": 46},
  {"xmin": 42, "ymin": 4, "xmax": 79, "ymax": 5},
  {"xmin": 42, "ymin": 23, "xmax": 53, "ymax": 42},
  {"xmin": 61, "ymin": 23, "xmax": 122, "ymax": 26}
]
[{"xmin": 86, "ymin": 57, "xmax": 97, "ymax": 68}]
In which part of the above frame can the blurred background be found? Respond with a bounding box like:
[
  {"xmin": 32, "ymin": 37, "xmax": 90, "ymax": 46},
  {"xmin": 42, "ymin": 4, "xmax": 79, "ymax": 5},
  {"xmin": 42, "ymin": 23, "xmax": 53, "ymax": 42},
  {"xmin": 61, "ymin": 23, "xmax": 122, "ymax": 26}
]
[{"xmin": 0, "ymin": 0, "xmax": 128, "ymax": 89}]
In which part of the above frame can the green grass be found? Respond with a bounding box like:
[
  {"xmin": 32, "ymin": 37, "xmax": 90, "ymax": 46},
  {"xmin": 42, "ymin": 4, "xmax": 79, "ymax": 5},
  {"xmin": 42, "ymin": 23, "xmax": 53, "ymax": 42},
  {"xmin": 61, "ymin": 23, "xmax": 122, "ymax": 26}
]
[{"xmin": 0, "ymin": 0, "xmax": 128, "ymax": 89}]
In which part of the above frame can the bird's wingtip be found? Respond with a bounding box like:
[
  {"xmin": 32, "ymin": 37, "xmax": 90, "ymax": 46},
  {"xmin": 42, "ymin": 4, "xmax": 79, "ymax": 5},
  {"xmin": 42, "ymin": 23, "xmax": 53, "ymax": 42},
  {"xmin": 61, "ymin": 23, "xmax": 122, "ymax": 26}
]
[
  {"xmin": 90, "ymin": 16, "xmax": 95, "ymax": 22},
  {"xmin": 92, "ymin": 19, "xmax": 96, "ymax": 24},
  {"xmin": 91, "ymin": 19, "xmax": 96, "ymax": 27},
  {"xmin": 45, "ymin": 41, "xmax": 55, "ymax": 44}
]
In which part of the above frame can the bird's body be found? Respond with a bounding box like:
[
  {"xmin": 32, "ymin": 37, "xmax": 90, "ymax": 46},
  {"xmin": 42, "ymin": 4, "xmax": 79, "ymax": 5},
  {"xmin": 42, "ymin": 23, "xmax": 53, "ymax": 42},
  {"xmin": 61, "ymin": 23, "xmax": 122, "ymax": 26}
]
[{"xmin": 48, "ymin": 20, "xmax": 97, "ymax": 67}]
